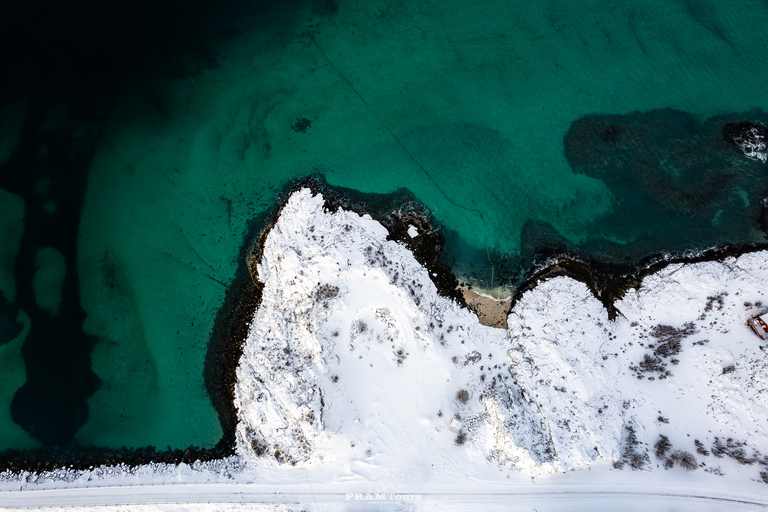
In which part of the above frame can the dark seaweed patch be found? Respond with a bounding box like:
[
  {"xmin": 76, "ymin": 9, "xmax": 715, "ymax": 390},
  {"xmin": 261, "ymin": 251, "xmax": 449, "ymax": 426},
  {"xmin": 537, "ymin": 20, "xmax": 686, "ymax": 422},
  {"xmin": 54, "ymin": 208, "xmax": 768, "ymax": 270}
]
[
  {"xmin": 0, "ymin": 293, "xmax": 23, "ymax": 347},
  {"xmin": 560, "ymin": 109, "xmax": 768, "ymax": 275},
  {"xmin": 291, "ymin": 118, "xmax": 313, "ymax": 134},
  {"xmin": 0, "ymin": 104, "xmax": 101, "ymax": 447}
]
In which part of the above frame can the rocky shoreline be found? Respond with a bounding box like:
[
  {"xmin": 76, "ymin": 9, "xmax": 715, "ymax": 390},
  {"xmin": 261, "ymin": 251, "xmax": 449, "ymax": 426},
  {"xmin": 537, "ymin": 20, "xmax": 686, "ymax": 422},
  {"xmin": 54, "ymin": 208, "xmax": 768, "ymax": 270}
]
[
  {"xmin": 513, "ymin": 243, "xmax": 768, "ymax": 321},
  {"xmin": 2, "ymin": 176, "xmax": 768, "ymax": 474}
]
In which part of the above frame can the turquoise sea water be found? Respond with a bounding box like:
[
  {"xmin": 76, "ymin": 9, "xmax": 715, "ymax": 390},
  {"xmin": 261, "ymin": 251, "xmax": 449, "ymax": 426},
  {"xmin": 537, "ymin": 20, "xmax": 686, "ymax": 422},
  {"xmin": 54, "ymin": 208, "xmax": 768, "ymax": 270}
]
[{"xmin": 2, "ymin": 0, "xmax": 768, "ymax": 455}]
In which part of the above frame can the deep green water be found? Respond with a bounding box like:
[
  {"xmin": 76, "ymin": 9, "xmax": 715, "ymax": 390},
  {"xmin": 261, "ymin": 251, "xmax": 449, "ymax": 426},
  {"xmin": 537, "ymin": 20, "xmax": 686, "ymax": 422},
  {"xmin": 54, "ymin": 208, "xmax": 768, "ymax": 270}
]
[{"xmin": 1, "ymin": 0, "xmax": 768, "ymax": 456}]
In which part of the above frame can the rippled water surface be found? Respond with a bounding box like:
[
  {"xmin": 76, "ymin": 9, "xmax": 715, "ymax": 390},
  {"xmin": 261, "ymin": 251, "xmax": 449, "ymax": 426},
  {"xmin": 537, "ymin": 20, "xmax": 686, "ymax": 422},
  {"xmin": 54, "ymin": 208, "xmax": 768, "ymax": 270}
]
[{"xmin": 1, "ymin": 0, "xmax": 768, "ymax": 456}]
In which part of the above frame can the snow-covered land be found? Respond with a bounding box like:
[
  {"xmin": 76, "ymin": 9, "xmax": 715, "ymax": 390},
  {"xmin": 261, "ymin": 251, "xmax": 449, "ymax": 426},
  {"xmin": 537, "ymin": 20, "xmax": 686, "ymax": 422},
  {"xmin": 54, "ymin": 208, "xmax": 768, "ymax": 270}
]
[
  {"xmin": 3, "ymin": 186, "xmax": 768, "ymax": 510},
  {"xmin": 235, "ymin": 187, "xmax": 768, "ymax": 481}
]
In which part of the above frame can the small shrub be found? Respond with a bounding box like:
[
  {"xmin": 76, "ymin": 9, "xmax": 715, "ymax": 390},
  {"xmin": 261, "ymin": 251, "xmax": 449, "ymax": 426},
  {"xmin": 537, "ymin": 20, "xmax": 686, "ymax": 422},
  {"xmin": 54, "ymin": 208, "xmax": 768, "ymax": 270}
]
[
  {"xmin": 703, "ymin": 293, "xmax": 726, "ymax": 313},
  {"xmin": 655, "ymin": 435, "xmax": 672, "ymax": 459},
  {"xmin": 670, "ymin": 450, "xmax": 698, "ymax": 471},
  {"xmin": 628, "ymin": 452, "xmax": 649, "ymax": 470},
  {"xmin": 639, "ymin": 354, "xmax": 665, "ymax": 373},
  {"xmin": 315, "ymin": 283, "xmax": 339, "ymax": 302},
  {"xmin": 251, "ymin": 439, "xmax": 267, "ymax": 456},
  {"xmin": 620, "ymin": 425, "xmax": 649, "ymax": 470},
  {"xmin": 721, "ymin": 364, "xmax": 736, "ymax": 375},
  {"xmin": 653, "ymin": 338, "xmax": 682, "ymax": 358},
  {"xmin": 274, "ymin": 448, "xmax": 289, "ymax": 464},
  {"xmin": 695, "ymin": 439, "xmax": 710, "ymax": 456},
  {"xmin": 650, "ymin": 322, "xmax": 695, "ymax": 357},
  {"xmin": 630, "ymin": 322, "xmax": 697, "ymax": 378},
  {"xmin": 461, "ymin": 351, "xmax": 482, "ymax": 367},
  {"xmin": 711, "ymin": 437, "xmax": 758, "ymax": 464},
  {"xmin": 456, "ymin": 389, "xmax": 470, "ymax": 404},
  {"xmin": 455, "ymin": 432, "xmax": 467, "ymax": 445}
]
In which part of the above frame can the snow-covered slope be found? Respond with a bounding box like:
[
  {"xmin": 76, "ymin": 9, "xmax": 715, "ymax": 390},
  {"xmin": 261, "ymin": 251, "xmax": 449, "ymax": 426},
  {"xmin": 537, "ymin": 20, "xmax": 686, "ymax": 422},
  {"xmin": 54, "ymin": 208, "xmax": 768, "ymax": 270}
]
[
  {"xmin": 510, "ymin": 263, "xmax": 768, "ymax": 479},
  {"xmin": 235, "ymin": 187, "xmax": 768, "ymax": 484},
  {"xmin": 234, "ymin": 187, "xmax": 520, "ymax": 480}
]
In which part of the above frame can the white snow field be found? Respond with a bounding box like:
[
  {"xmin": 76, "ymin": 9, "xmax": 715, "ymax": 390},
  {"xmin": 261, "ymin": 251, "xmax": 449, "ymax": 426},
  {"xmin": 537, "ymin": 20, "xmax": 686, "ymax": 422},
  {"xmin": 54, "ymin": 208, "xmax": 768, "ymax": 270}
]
[{"xmin": 3, "ymin": 187, "xmax": 768, "ymax": 511}]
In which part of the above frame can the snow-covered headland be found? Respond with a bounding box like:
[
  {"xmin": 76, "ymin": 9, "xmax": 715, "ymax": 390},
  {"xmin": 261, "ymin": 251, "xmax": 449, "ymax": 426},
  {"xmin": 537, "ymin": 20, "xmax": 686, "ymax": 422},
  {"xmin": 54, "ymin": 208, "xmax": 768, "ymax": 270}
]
[
  {"xmin": 236, "ymin": 187, "xmax": 768, "ymax": 480},
  {"xmin": 3, "ymin": 186, "xmax": 768, "ymax": 510}
]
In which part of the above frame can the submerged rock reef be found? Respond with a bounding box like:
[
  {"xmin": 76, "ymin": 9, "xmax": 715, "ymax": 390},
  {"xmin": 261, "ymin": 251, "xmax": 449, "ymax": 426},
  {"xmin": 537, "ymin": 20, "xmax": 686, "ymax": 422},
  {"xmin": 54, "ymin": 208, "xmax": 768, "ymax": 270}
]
[
  {"xmin": 559, "ymin": 109, "xmax": 768, "ymax": 271},
  {"xmin": 724, "ymin": 121, "xmax": 768, "ymax": 163},
  {"xmin": 234, "ymin": 187, "xmax": 768, "ymax": 481}
]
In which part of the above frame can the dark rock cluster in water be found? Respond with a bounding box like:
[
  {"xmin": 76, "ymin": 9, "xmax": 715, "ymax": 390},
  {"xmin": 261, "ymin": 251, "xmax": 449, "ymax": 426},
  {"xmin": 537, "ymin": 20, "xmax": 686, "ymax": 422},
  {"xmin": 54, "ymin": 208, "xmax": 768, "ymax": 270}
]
[
  {"xmin": 723, "ymin": 122, "xmax": 768, "ymax": 163},
  {"xmin": 292, "ymin": 117, "xmax": 313, "ymax": 134}
]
